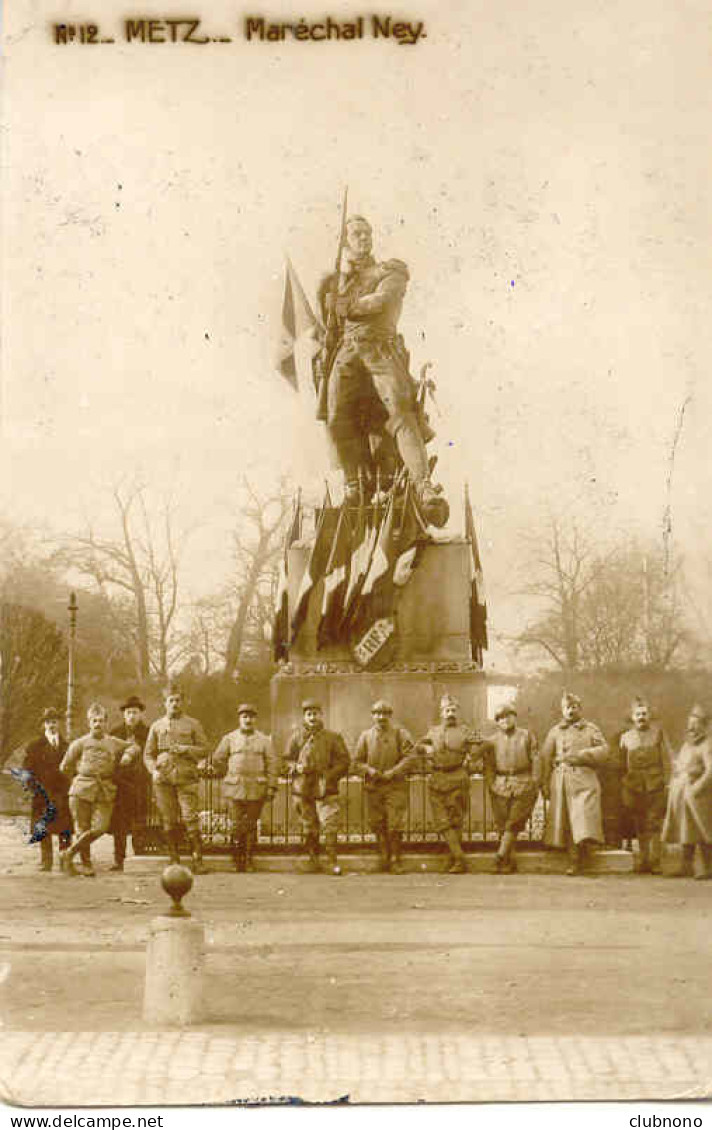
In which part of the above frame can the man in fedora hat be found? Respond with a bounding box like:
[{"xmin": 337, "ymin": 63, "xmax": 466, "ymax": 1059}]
[
  {"xmin": 143, "ymin": 681, "xmax": 208, "ymax": 873},
  {"xmin": 284, "ymin": 700, "xmax": 350, "ymax": 875},
  {"xmin": 353, "ymin": 700, "xmax": 417, "ymax": 873},
  {"xmin": 22, "ymin": 707, "xmax": 73, "ymax": 872},
  {"xmin": 210, "ymin": 703, "xmax": 279, "ymax": 872},
  {"xmin": 109, "ymin": 694, "xmax": 150, "ymax": 872}
]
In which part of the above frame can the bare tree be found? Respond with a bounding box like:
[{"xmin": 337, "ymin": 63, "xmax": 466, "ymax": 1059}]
[
  {"xmin": 515, "ymin": 516, "xmax": 691, "ymax": 672},
  {"xmin": 0, "ymin": 603, "xmax": 67, "ymax": 762},
  {"xmin": 60, "ymin": 481, "xmax": 192, "ymax": 682},
  {"xmin": 223, "ymin": 479, "xmax": 292, "ymax": 677}
]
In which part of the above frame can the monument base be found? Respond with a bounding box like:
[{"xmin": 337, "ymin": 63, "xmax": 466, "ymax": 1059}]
[{"xmin": 271, "ymin": 666, "xmax": 487, "ymax": 753}]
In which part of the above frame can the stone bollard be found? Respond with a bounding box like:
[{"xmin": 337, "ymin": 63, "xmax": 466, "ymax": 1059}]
[{"xmin": 143, "ymin": 864, "xmax": 205, "ymax": 1026}]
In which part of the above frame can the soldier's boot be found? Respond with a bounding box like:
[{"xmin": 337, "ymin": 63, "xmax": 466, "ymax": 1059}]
[
  {"xmin": 299, "ymin": 833, "xmax": 321, "ymax": 874},
  {"xmin": 495, "ymin": 831, "xmax": 515, "ymax": 874},
  {"xmin": 668, "ymin": 844, "xmax": 695, "ymax": 878},
  {"xmin": 566, "ymin": 841, "xmax": 582, "ymax": 876},
  {"xmin": 110, "ymin": 831, "xmax": 127, "ymax": 872},
  {"xmin": 444, "ymin": 829, "xmax": 467, "ymax": 874},
  {"xmin": 375, "ymin": 831, "xmax": 391, "ymax": 873},
  {"xmin": 325, "ymin": 833, "xmax": 342, "ymax": 876},
  {"xmin": 633, "ymin": 834, "xmax": 652, "ymax": 874},
  {"xmin": 389, "ymin": 832, "xmax": 405, "ymax": 875},
  {"xmin": 649, "ymin": 835, "xmax": 663, "ymax": 874},
  {"xmin": 695, "ymin": 844, "xmax": 712, "ymax": 881},
  {"xmin": 232, "ymin": 836, "xmax": 246, "ymax": 873},
  {"xmin": 244, "ymin": 830, "xmax": 257, "ymax": 873},
  {"xmin": 165, "ymin": 828, "xmax": 181, "ymax": 865},
  {"xmin": 189, "ymin": 833, "xmax": 208, "ymax": 875},
  {"xmin": 39, "ymin": 836, "xmax": 53, "ymax": 872}
]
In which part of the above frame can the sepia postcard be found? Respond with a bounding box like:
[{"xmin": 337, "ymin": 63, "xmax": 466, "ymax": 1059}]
[{"xmin": 1, "ymin": 0, "xmax": 711, "ymax": 1113}]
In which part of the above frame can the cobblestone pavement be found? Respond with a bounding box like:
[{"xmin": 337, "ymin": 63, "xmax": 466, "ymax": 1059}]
[{"xmin": 1, "ymin": 1031, "xmax": 711, "ymax": 1105}]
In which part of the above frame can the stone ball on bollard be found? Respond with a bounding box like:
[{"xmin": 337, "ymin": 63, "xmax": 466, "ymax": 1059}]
[{"xmin": 161, "ymin": 863, "xmax": 194, "ymax": 917}]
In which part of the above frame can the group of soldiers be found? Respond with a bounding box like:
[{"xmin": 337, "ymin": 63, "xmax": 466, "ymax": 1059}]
[{"xmin": 20, "ymin": 683, "xmax": 712, "ymax": 881}]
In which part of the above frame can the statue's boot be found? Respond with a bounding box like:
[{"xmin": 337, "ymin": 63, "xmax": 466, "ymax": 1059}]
[{"xmin": 393, "ymin": 415, "xmax": 450, "ymax": 527}]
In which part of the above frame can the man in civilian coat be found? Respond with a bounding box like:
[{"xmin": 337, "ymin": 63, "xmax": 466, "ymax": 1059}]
[
  {"xmin": 22, "ymin": 707, "xmax": 73, "ymax": 871},
  {"xmin": 109, "ymin": 694, "xmax": 150, "ymax": 872}
]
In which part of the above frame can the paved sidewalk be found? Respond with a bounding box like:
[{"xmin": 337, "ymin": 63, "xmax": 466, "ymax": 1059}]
[{"xmin": 2, "ymin": 1031, "xmax": 711, "ymax": 1105}]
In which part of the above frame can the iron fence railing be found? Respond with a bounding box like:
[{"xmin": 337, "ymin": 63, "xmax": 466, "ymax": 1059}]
[{"xmin": 133, "ymin": 774, "xmax": 546, "ymax": 854}]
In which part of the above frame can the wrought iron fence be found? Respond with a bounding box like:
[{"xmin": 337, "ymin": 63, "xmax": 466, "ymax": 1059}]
[{"xmin": 133, "ymin": 774, "xmax": 546, "ymax": 854}]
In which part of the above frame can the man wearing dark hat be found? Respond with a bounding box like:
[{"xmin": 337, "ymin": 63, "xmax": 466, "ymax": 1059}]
[
  {"xmin": 618, "ymin": 696, "xmax": 672, "ymax": 874},
  {"xmin": 353, "ymin": 701, "xmax": 417, "ymax": 873},
  {"xmin": 143, "ymin": 681, "xmax": 208, "ymax": 873},
  {"xmin": 416, "ymin": 695, "xmax": 481, "ymax": 873},
  {"xmin": 211, "ymin": 703, "xmax": 279, "ymax": 872},
  {"xmin": 22, "ymin": 708, "xmax": 73, "ymax": 871},
  {"xmin": 284, "ymin": 700, "xmax": 350, "ymax": 874},
  {"xmin": 541, "ymin": 692, "xmax": 609, "ymax": 875},
  {"xmin": 479, "ymin": 703, "xmax": 540, "ymax": 874},
  {"xmin": 109, "ymin": 694, "xmax": 150, "ymax": 872},
  {"xmin": 59, "ymin": 703, "xmax": 138, "ymax": 877}
]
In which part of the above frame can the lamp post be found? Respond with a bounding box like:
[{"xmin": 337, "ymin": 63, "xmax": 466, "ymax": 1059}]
[{"xmin": 66, "ymin": 592, "xmax": 78, "ymax": 740}]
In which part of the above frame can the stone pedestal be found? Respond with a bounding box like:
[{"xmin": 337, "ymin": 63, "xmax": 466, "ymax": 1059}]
[
  {"xmin": 143, "ymin": 918, "xmax": 205, "ymax": 1026},
  {"xmin": 272, "ymin": 536, "xmax": 486, "ymax": 752}
]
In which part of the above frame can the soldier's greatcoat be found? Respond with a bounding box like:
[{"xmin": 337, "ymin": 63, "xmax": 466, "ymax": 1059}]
[
  {"xmin": 23, "ymin": 733, "xmax": 71, "ymax": 838},
  {"xmin": 541, "ymin": 719, "xmax": 609, "ymax": 846},
  {"xmin": 662, "ymin": 736, "xmax": 712, "ymax": 845}
]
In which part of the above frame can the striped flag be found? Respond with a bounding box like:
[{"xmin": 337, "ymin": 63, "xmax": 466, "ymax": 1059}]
[
  {"xmin": 276, "ymin": 258, "xmax": 321, "ymax": 392},
  {"xmin": 290, "ymin": 490, "xmax": 339, "ymax": 646},
  {"xmin": 317, "ymin": 505, "xmax": 352, "ymax": 650},
  {"xmin": 272, "ymin": 493, "xmax": 302, "ymax": 663},
  {"xmin": 464, "ymin": 483, "xmax": 488, "ymax": 663}
]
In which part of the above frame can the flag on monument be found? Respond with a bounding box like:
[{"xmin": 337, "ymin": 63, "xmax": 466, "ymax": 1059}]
[
  {"xmin": 350, "ymin": 493, "xmax": 398, "ymax": 636},
  {"xmin": 464, "ymin": 484, "xmax": 488, "ymax": 663},
  {"xmin": 290, "ymin": 491, "xmax": 339, "ymax": 646},
  {"xmin": 317, "ymin": 504, "xmax": 352, "ymax": 650},
  {"xmin": 341, "ymin": 505, "xmax": 380, "ymax": 629},
  {"xmin": 392, "ymin": 479, "xmax": 429, "ymax": 589},
  {"xmin": 275, "ymin": 258, "xmax": 321, "ymax": 392},
  {"xmin": 273, "ymin": 493, "xmax": 302, "ymax": 662}
]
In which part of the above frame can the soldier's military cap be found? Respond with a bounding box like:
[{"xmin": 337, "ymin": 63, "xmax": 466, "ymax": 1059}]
[
  {"xmin": 630, "ymin": 695, "xmax": 649, "ymax": 711},
  {"xmin": 440, "ymin": 694, "xmax": 459, "ymax": 710},
  {"xmin": 371, "ymin": 700, "xmax": 392, "ymax": 714},
  {"xmin": 494, "ymin": 703, "xmax": 517, "ymax": 721},
  {"xmin": 561, "ymin": 691, "xmax": 582, "ymax": 709},
  {"xmin": 41, "ymin": 707, "xmax": 60, "ymax": 723},
  {"xmin": 302, "ymin": 699, "xmax": 322, "ymax": 712},
  {"xmin": 120, "ymin": 694, "xmax": 146, "ymax": 712},
  {"xmin": 689, "ymin": 703, "xmax": 709, "ymax": 723},
  {"xmin": 238, "ymin": 702, "xmax": 258, "ymax": 716}
]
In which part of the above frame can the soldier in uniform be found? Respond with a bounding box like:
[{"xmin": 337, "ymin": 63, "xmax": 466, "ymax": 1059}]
[
  {"xmin": 59, "ymin": 703, "xmax": 138, "ymax": 877},
  {"xmin": 618, "ymin": 696, "xmax": 672, "ymax": 874},
  {"xmin": 541, "ymin": 692, "xmax": 609, "ymax": 876},
  {"xmin": 353, "ymin": 700, "xmax": 417, "ymax": 874},
  {"xmin": 211, "ymin": 703, "xmax": 279, "ymax": 872},
  {"xmin": 316, "ymin": 215, "xmax": 448, "ymax": 526},
  {"xmin": 284, "ymin": 699, "xmax": 350, "ymax": 875},
  {"xmin": 662, "ymin": 704, "xmax": 712, "ymax": 879},
  {"xmin": 22, "ymin": 707, "xmax": 73, "ymax": 871},
  {"xmin": 417, "ymin": 694, "xmax": 481, "ymax": 873},
  {"xmin": 109, "ymin": 694, "xmax": 150, "ymax": 872},
  {"xmin": 143, "ymin": 681, "xmax": 208, "ymax": 874},
  {"xmin": 480, "ymin": 704, "xmax": 540, "ymax": 874}
]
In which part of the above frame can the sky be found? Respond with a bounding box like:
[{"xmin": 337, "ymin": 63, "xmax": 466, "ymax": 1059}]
[{"xmin": 2, "ymin": 0, "xmax": 712, "ymax": 667}]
